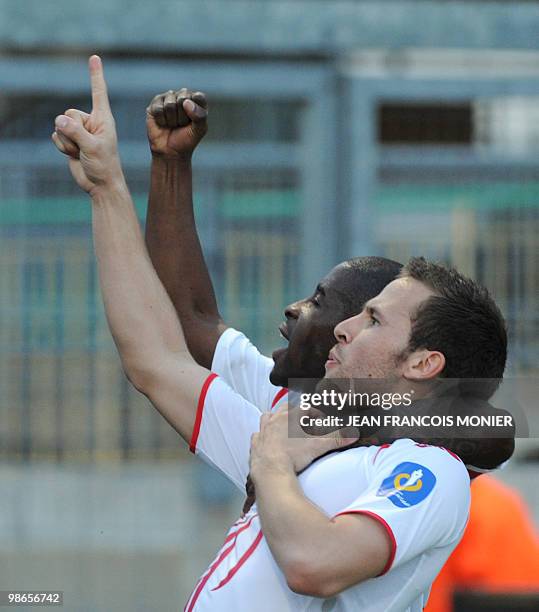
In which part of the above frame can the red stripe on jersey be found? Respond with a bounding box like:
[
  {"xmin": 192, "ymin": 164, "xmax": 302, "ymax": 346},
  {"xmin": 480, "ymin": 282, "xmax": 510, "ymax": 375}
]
[
  {"xmin": 230, "ymin": 513, "xmax": 254, "ymax": 530},
  {"xmin": 440, "ymin": 447, "xmax": 463, "ymax": 463},
  {"xmin": 189, "ymin": 373, "xmax": 218, "ymax": 453},
  {"xmin": 185, "ymin": 516, "xmax": 259, "ymax": 610},
  {"xmin": 211, "ymin": 529, "xmax": 264, "ymax": 591},
  {"xmin": 373, "ymin": 444, "xmax": 391, "ymax": 464},
  {"xmin": 334, "ymin": 510, "xmax": 397, "ymax": 576},
  {"xmin": 222, "ymin": 515, "xmax": 257, "ymax": 546},
  {"xmin": 184, "ymin": 538, "xmax": 237, "ymax": 612},
  {"xmin": 271, "ymin": 387, "xmax": 288, "ymax": 410},
  {"xmin": 415, "ymin": 443, "xmax": 463, "ymax": 464}
]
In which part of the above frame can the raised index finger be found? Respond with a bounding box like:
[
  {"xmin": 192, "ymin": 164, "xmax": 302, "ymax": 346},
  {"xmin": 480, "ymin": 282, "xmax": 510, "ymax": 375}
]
[{"xmin": 89, "ymin": 55, "xmax": 111, "ymax": 114}]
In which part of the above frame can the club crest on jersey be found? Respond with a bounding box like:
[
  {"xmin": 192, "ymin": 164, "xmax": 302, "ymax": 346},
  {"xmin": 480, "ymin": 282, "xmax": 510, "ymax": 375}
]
[{"xmin": 377, "ymin": 462, "xmax": 436, "ymax": 508}]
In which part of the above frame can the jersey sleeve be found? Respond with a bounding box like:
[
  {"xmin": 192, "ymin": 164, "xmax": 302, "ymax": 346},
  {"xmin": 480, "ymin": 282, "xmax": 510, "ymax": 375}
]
[
  {"xmin": 211, "ymin": 327, "xmax": 286, "ymax": 412},
  {"xmin": 334, "ymin": 442, "xmax": 471, "ymax": 575},
  {"xmin": 189, "ymin": 373, "xmax": 262, "ymax": 492}
]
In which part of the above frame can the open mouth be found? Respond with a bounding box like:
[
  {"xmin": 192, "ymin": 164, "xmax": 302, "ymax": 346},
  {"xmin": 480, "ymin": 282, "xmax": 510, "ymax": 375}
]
[{"xmin": 278, "ymin": 322, "xmax": 290, "ymax": 342}]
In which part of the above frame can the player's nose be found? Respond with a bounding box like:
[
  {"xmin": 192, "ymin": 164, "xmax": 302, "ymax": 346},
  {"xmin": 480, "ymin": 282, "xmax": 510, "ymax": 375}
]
[
  {"xmin": 284, "ymin": 300, "xmax": 301, "ymax": 320},
  {"xmin": 334, "ymin": 314, "xmax": 356, "ymax": 344}
]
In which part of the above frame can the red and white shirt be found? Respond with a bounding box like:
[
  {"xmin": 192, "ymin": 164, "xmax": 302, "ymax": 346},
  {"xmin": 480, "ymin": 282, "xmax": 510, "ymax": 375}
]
[
  {"xmin": 185, "ymin": 329, "xmax": 471, "ymax": 612},
  {"xmin": 210, "ymin": 327, "xmax": 289, "ymax": 414}
]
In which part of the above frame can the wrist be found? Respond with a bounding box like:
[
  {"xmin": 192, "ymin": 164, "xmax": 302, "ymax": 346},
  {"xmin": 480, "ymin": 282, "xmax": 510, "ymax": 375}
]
[
  {"xmin": 90, "ymin": 176, "xmax": 129, "ymax": 203},
  {"xmin": 151, "ymin": 151, "xmax": 193, "ymax": 166},
  {"xmin": 251, "ymin": 454, "xmax": 295, "ymax": 485}
]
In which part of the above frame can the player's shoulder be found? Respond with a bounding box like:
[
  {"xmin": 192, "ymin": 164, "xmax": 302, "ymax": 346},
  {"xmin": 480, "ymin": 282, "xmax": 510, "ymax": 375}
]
[
  {"xmin": 213, "ymin": 326, "xmax": 265, "ymax": 366},
  {"xmin": 215, "ymin": 326, "xmax": 248, "ymax": 350},
  {"xmin": 371, "ymin": 440, "xmax": 471, "ymax": 532},
  {"xmin": 214, "ymin": 327, "xmax": 271, "ymax": 363},
  {"xmin": 374, "ymin": 438, "xmax": 470, "ymax": 486}
]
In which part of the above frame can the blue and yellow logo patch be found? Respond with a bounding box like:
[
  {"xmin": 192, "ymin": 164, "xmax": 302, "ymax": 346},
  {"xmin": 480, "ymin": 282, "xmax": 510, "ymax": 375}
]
[{"xmin": 377, "ymin": 462, "xmax": 436, "ymax": 508}]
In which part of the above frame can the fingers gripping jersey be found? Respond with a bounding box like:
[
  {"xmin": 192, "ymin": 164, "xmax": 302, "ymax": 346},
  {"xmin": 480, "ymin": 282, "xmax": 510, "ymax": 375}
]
[
  {"xmin": 211, "ymin": 328, "xmax": 288, "ymax": 413},
  {"xmin": 187, "ymin": 374, "xmax": 471, "ymax": 612}
]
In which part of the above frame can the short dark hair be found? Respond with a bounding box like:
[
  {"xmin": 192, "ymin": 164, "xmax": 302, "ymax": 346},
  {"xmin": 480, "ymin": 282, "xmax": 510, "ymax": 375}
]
[
  {"xmin": 400, "ymin": 257, "xmax": 507, "ymax": 399},
  {"xmin": 341, "ymin": 256, "xmax": 403, "ymax": 312}
]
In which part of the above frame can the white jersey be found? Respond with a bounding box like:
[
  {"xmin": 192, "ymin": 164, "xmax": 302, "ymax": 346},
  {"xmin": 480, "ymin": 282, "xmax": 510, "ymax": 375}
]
[
  {"xmin": 210, "ymin": 327, "xmax": 289, "ymax": 414},
  {"xmin": 185, "ymin": 329, "xmax": 471, "ymax": 611}
]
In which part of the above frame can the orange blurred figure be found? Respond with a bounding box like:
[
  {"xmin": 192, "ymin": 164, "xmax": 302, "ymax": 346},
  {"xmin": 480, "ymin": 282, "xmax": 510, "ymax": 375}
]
[{"xmin": 426, "ymin": 474, "xmax": 539, "ymax": 612}]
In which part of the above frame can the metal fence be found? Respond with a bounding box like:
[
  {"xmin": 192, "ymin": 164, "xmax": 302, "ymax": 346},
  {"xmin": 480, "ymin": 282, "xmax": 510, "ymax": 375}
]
[{"xmin": 1, "ymin": 55, "xmax": 538, "ymax": 462}]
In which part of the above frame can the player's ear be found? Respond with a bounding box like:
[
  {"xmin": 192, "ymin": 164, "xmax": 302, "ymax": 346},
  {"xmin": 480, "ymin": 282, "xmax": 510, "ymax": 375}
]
[{"xmin": 401, "ymin": 349, "xmax": 445, "ymax": 381}]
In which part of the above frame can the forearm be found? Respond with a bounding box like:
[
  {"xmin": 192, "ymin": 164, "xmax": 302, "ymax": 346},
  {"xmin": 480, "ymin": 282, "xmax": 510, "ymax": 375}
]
[
  {"xmin": 145, "ymin": 156, "xmax": 223, "ymax": 366},
  {"xmin": 53, "ymin": 59, "xmax": 210, "ymax": 442},
  {"xmin": 253, "ymin": 466, "xmax": 336, "ymax": 586},
  {"xmin": 91, "ymin": 178, "xmax": 190, "ymax": 381}
]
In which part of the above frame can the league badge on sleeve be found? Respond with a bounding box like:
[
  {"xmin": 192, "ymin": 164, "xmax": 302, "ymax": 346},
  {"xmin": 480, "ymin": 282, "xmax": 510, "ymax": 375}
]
[{"xmin": 377, "ymin": 462, "xmax": 436, "ymax": 508}]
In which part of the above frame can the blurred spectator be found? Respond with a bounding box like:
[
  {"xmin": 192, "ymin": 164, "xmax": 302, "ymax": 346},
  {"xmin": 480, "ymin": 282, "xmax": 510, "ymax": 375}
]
[{"xmin": 426, "ymin": 474, "xmax": 539, "ymax": 612}]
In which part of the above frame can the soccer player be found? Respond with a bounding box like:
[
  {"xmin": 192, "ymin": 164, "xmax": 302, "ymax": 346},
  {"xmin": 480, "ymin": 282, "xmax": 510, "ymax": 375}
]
[
  {"xmin": 52, "ymin": 57, "xmax": 509, "ymax": 611},
  {"xmin": 144, "ymin": 89, "xmax": 514, "ymax": 500}
]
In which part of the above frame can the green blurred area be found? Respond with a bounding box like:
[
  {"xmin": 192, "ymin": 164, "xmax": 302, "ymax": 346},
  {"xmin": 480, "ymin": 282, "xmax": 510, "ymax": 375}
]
[{"xmin": 2, "ymin": 183, "xmax": 539, "ymax": 227}]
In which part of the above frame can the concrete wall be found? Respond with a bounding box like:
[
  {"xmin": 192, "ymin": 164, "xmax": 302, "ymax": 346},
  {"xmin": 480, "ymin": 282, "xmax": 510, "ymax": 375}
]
[
  {"xmin": 0, "ymin": 461, "xmax": 242, "ymax": 611},
  {"xmin": 0, "ymin": 459, "xmax": 537, "ymax": 611}
]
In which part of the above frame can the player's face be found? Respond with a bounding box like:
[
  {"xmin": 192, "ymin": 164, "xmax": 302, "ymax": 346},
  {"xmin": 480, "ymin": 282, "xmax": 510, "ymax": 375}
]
[
  {"xmin": 325, "ymin": 277, "xmax": 434, "ymax": 383},
  {"xmin": 270, "ymin": 262, "xmax": 365, "ymax": 387}
]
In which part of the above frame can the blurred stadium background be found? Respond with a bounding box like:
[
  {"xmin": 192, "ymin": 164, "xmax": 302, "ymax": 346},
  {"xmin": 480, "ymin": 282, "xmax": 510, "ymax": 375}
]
[{"xmin": 0, "ymin": 1, "xmax": 538, "ymax": 610}]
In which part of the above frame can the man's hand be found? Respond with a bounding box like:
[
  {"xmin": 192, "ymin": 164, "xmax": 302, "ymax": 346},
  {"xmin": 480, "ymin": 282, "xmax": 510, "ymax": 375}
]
[
  {"xmin": 51, "ymin": 55, "xmax": 124, "ymax": 196},
  {"xmin": 146, "ymin": 89, "xmax": 208, "ymax": 159},
  {"xmin": 249, "ymin": 407, "xmax": 358, "ymax": 482}
]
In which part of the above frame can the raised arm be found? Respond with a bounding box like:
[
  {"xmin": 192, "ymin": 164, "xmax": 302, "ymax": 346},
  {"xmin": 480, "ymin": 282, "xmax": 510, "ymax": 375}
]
[
  {"xmin": 51, "ymin": 57, "xmax": 211, "ymax": 443},
  {"xmin": 145, "ymin": 90, "xmax": 226, "ymax": 369}
]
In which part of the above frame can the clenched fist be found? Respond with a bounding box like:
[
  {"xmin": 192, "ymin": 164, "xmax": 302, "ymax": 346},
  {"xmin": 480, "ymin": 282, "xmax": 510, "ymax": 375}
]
[{"xmin": 146, "ymin": 88, "xmax": 208, "ymax": 159}]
